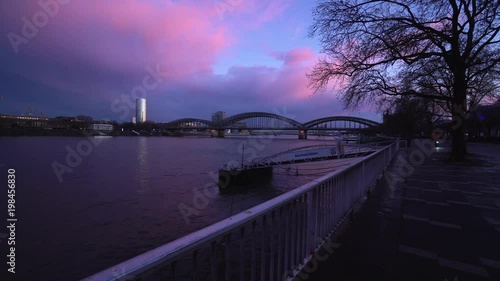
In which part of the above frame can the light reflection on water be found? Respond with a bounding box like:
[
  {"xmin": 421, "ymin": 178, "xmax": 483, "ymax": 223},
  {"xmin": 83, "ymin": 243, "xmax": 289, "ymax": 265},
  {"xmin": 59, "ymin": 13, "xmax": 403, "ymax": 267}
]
[{"xmin": 136, "ymin": 137, "xmax": 149, "ymax": 195}]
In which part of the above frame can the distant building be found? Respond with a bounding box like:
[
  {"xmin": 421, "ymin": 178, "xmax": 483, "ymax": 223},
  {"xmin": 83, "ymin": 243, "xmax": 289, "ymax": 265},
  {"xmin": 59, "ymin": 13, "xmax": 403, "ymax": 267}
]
[
  {"xmin": 0, "ymin": 114, "xmax": 48, "ymax": 128},
  {"xmin": 0, "ymin": 114, "xmax": 117, "ymax": 132},
  {"xmin": 132, "ymin": 117, "xmax": 136, "ymax": 124},
  {"xmin": 136, "ymin": 98, "xmax": 146, "ymax": 123},
  {"xmin": 55, "ymin": 116, "xmax": 79, "ymax": 122},
  {"xmin": 469, "ymin": 100, "xmax": 500, "ymax": 137},
  {"xmin": 87, "ymin": 124, "xmax": 113, "ymax": 131},
  {"xmin": 212, "ymin": 111, "xmax": 227, "ymax": 123}
]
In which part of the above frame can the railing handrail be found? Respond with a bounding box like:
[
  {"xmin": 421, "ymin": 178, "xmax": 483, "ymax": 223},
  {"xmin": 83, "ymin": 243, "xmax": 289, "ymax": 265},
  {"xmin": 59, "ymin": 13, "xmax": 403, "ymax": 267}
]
[
  {"xmin": 250, "ymin": 140, "xmax": 394, "ymax": 164},
  {"xmin": 82, "ymin": 142, "xmax": 397, "ymax": 281}
]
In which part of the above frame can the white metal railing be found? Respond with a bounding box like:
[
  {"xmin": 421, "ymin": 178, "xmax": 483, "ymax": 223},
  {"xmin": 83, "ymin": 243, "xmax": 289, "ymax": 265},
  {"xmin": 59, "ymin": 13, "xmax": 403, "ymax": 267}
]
[{"xmin": 82, "ymin": 141, "xmax": 402, "ymax": 281}]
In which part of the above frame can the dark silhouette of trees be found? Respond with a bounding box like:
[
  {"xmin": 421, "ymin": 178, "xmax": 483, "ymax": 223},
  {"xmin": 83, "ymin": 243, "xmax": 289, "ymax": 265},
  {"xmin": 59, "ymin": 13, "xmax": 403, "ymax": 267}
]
[
  {"xmin": 120, "ymin": 121, "xmax": 161, "ymax": 132},
  {"xmin": 382, "ymin": 97, "xmax": 437, "ymax": 138},
  {"xmin": 76, "ymin": 115, "xmax": 93, "ymax": 122},
  {"xmin": 469, "ymin": 98, "xmax": 500, "ymax": 137},
  {"xmin": 309, "ymin": 0, "xmax": 500, "ymax": 160},
  {"xmin": 398, "ymin": 56, "xmax": 499, "ymax": 116}
]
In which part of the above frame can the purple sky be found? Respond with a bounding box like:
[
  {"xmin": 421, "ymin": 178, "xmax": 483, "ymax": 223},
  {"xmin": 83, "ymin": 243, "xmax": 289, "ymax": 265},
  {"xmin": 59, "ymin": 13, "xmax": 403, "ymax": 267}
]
[{"xmin": 1, "ymin": 0, "xmax": 380, "ymax": 123}]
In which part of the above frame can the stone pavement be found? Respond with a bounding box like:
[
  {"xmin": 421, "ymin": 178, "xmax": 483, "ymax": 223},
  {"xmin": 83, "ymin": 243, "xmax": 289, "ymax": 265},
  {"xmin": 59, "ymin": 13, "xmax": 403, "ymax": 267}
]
[{"xmin": 307, "ymin": 142, "xmax": 500, "ymax": 281}]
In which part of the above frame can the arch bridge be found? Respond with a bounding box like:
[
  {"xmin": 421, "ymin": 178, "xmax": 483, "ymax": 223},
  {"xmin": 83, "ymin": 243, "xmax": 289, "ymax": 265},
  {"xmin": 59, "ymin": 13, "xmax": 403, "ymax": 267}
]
[{"xmin": 161, "ymin": 113, "xmax": 380, "ymax": 138}]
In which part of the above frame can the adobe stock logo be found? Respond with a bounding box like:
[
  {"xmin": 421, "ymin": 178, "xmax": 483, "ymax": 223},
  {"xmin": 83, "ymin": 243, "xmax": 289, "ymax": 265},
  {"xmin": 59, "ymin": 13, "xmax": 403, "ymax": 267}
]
[
  {"xmin": 213, "ymin": 0, "xmax": 243, "ymax": 19},
  {"xmin": 7, "ymin": 0, "xmax": 71, "ymax": 54}
]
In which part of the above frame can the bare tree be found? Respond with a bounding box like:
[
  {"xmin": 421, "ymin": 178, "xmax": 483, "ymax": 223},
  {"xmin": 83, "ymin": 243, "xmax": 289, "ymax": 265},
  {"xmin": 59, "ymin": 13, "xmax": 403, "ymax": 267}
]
[
  {"xmin": 399, "ymin": 55, "xmax": 499, "ymax": 115},
  {"xmin": 309, "ymin": 0, "xmax": 500, "ymax": 160}
]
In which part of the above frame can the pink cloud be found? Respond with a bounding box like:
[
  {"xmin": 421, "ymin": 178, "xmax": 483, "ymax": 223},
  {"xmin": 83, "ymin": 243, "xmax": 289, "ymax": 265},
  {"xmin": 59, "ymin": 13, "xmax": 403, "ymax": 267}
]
[
  {"xmin": 70, "ymin": 0, "xmax": 232, "ymax": 77},
  {"xmin": 4, "ymin": 0, "xmax": 233, "ymax": 91},
  {"xmin": 213, "ymin": 47, "xmax": 319, "ymax": 102},
  {"xmin": 271, "ymin": 47, "xmax": 316, "ymax": 66},
  {"xmin": 3, "ymin": 0, "xmax": 294, "ymax": 88},
  {"xmin": 227, "ymin": 0, "xmax": 289, "ymax": 28},
  {"xmin": 249, "ymin": 0, "xmax": 289, "ymax": 28}
]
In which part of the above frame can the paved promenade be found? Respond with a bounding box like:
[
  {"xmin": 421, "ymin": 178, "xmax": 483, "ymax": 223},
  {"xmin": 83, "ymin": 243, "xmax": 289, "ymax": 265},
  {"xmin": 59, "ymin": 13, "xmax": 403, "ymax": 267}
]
[{"xmin": 307, "ymin": 142, "xmax": 500, "ymax": 281}]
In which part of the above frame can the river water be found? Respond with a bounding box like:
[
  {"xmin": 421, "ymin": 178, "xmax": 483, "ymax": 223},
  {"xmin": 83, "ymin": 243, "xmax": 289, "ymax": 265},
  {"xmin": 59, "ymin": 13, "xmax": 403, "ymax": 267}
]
[{"xmin": 0, "ymin": 135, "xmax": 355, "ymax": 281}]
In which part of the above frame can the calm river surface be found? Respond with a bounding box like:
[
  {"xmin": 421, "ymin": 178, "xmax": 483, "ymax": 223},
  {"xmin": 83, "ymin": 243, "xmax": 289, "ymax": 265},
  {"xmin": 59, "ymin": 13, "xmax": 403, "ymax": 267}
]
[{"xmin": 1, "ymin": 136, "xmax": 355, "ymax": 281}]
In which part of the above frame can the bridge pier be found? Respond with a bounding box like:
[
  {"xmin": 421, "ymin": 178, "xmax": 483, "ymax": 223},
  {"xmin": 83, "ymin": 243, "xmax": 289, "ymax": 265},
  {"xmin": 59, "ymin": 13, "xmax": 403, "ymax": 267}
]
[
  {"xmin": 211, "ymin": 129, "xmax": 225, "ymax": 138},
  {"xmin": 298, "ymin": 129, "xmax": 307, "ymax": 139},
  {"xmin": 163, "ymin": 129, "xmax": 181, "ymax": 136}
]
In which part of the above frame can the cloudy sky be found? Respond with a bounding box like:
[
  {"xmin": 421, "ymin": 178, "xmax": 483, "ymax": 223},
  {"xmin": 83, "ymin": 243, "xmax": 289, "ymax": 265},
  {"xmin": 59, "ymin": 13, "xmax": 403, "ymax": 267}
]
[{"xmin": 1, "ymin": 0, "xmax": 380, "ymax": 123}]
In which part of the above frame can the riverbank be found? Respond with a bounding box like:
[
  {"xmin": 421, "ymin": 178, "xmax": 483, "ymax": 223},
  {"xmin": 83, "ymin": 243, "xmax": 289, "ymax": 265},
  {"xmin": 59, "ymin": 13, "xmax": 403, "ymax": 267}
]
[
  {"xmin": 0, "ymin": 128, "xmax": 212, "ymax": 137},
  {"xmin": 0, "ymin": 128, "xmax": 140, "ymax": 137}
]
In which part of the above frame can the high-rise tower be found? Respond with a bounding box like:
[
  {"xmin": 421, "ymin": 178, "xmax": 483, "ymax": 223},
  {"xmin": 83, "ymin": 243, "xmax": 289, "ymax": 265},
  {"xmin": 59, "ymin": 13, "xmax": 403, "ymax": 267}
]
[
  {"xmin": 136, "ymin": 98, "xmax": 146, "ymax": 123},
  {"xmin": 211, "ymin": 111, "xmax": 227, "ymax": 123}
]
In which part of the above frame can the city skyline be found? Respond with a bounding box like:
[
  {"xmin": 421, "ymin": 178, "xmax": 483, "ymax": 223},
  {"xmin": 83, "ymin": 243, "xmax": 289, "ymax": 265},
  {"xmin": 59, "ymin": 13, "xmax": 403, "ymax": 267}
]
[{"xmin": 0, "ymin": 1, "xmax": 380, "ymax": 123}]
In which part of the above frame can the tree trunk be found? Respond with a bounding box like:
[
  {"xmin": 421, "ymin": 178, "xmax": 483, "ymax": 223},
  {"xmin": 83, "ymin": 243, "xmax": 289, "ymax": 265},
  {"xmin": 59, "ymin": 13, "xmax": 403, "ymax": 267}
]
[
  {"xmin": 450, "ymin": 67, "xmax": 468, "ymax": 161},
  {"xmin": 450, "ymin": 115, "xmax": 467, "ymax": 161}
]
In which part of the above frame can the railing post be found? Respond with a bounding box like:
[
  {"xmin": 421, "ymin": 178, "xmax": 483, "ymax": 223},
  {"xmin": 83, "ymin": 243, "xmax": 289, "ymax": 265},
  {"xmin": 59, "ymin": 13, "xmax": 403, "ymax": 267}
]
[
  {"xmin": 171, "ymin": 261, "xmax": 177, "ymax": 281},
  {"xmin": 362, "ymin": 161, "xmax": 365, "ymax": 189},
  {"xmin": 389, "ymin": 144, "xmax": 392, "ymax": 162},
  {"xmin": 301, "ymin": 198, "xmax": 307, "ymax": 265},
  {"xmin": 384, "ymin": 147, "xmax": 387, "ymax": 165},
  {"xmin": 225, "ymin": 234, "xmax": 231, "ymax": 281},
  {"xmin": 261, "ymin": 216, "xmax": 267, "ymax": 281},
  {"xmin": 284, "ymin": 205, "xmax": 290, "ymax": 276},
  {"xmin": 251, "ymin": 221, "xmax": 257, "ymax": 281},
  {"xmin": 270, "ymin": 212, "xmax": 275, "ymax": 281},
  {"xmin": 306, "ymin": 190, "xmax": 317, "ymax": 254},
  {"xmin": 193, "ymin": 250, "xmax": 198, "ymax": 281},
  {"xmin": 277, "ymin": 208, "xmax": 284, "ymax": 281},
  {"xmin": 291, "ymin": 201, "xmax": 297, "ymax": 270},
  {"xmin": 239, "ymin": 227, "xmax": 245, "ymax": 281},
  {"xmin": 211, "ymin": 241, "xmax": 217, "ymax": 281}
]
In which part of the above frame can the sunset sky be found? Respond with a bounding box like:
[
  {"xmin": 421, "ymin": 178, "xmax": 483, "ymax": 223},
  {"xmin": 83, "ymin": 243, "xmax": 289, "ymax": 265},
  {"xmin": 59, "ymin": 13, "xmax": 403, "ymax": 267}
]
[{"xmin": 0, "ymin": 0, "xmax": 380, "ymax": 123}]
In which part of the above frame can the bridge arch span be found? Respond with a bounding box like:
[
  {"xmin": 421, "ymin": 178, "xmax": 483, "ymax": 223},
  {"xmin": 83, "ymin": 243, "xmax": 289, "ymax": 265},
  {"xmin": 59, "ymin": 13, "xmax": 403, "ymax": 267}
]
[
  {"xmin": 303, "ymin": 116, "xmax": 380, "ymax": 129},
  {"xmin": 217, "ymin": 112, "xmax": 302, "ymax": 129}
]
